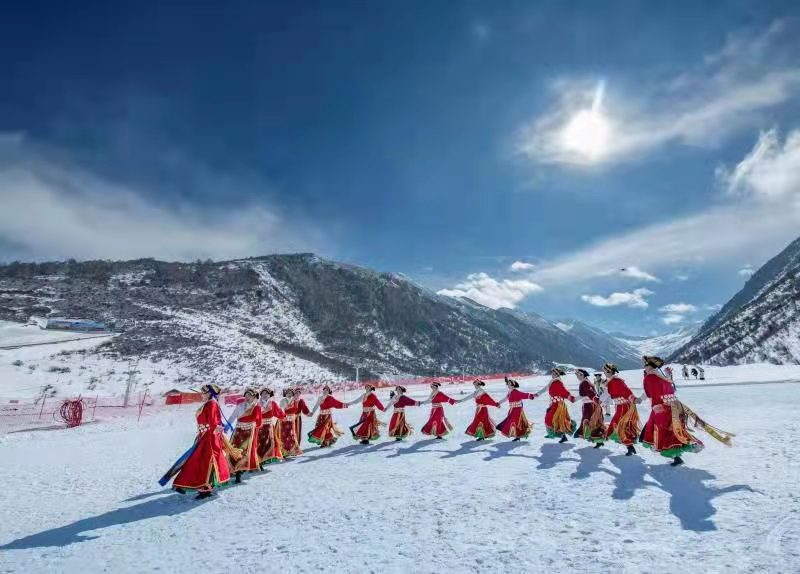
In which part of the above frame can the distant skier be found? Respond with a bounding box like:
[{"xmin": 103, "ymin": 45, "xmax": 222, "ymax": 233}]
[
  {"xmin": 698, "ymin": 367, "xmax": 706, "ymax": 381},
  {"xmin": 682, "ymin": 365, "xmax": 690, "ymax": 379},
  {"xmin": 691, "ymin": 367, "xmax": 698, "ymax": 379}
]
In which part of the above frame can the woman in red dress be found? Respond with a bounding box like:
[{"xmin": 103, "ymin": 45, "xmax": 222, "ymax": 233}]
[
  {"xmin": 307, "ymin": 385, "xmax": 348, "ymax": 447},
  {"xmin": 573, "ymin": 369, "xmax": 606, "ymax": 447},
  {"xmin": 279, "ymin": 388, "xmax": 303, "ymax": 458},
  {"xmin": 257, "ymin": 387, "xmax": 286, "ymax": 467},
  {"xmin": 172, "ymin": 384, "xmax": 237, "ymax": 499},
  {"xmin": 533, "ymin": 367, "xmax": 576, "ymax": 443},
  {"xmin": 462, "ymin": 380, "xmax": 500, "ymax": 440},
  {"xmin": 420, "ymin": 382, "xmax": 458, "ymax": 439},
  {"xmin": 638, "ymin": 356, "xmax": 704, "ymax": 466},
  {"xmin": 293, "ymin": 387, "xmax": 312, "ymax": 442},
  {"xmin": 386, "ymin": 386, "xmax": 421, "ymax": 441},
  {"xmin": 496, "ymin": 377, "xmax": 536, "ymax": 440},
  {"xmin": 349, "ymin": 384, "xmax": 386, "ymax": 444},
  {"xmin": 602, "ymin": 363, "xmax": 641, "ymax": 456},
  {"xmin": 228, "ymin": 387, "xmax": 263, "ymax": 482}
]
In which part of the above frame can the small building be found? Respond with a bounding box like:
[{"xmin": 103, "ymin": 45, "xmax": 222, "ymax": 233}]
[{"xmin": 37, "ymin": 318, "xmax": 108, "ymax": 332}]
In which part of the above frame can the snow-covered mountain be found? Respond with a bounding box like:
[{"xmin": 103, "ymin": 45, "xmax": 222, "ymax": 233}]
[
  {"xmin": 614, "ymin": 324, "xmax": 701, "ymax": 359},
  {"xmin": 672, "ymin": 235, "xmax": 800, "ymax": 365},
  {"xmin": 0, "ymin": 254, "xmax": 639, "ymax": 396},
  {"xmin": 554, "ymin": 319, "xmax": 641, "ymax": 369}
]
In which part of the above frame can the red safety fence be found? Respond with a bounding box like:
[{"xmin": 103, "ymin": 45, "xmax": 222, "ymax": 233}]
[{"xmin": 0, "ymin": 391, "xmax": 155, "ymax": 432}]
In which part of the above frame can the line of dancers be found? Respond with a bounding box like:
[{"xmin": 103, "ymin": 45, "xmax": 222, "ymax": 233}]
[{"xmin": 163, "ymin": 355, "xmax": 734, "ymax": 499}]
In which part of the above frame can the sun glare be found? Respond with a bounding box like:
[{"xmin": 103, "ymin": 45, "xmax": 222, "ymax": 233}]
[{"xmin": 561, "ymin": 108, "xmax": 611, "ymax": 161}]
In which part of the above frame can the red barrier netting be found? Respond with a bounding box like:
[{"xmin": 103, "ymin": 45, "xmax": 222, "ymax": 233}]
[{"xmin": 59, "ymin": 399, "xmax": 84, "ymax": 428}]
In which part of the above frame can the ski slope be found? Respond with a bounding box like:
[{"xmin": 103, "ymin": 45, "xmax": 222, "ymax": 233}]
[{"xmin": 1, "ymin": 374, "xmax": 799, "ymax": 573}]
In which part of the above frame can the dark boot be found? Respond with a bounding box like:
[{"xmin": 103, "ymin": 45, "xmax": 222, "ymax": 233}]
[
  {"xmin": 235, "ymin": 471, "xmax": 242, "ymax": 484},
  {"xmin": 359, "ymin": 439, "xmax": 370, "ymax": 445},
  {"xmin": 671, "ymin": 456, "xmax": 684, "ymax": 467},
  {"xmin": 559, "ymin": 435, "xmax": 568, "ymax": 444},
  {"xmin": 512, "ymin": 438, "xmax": 520, "ymax": 442},
  {"xmin": 436, "ymin": 435, "xmax": 444, "ymax": 440},
  {"xmin": 594, "ymin": 442, "xmax": 603, "ymax": 449},
  {"xmin": 395, "ymin": 437, "xmax": 403, "ymax": 441},
  {"xmin": 195, "ymin": 491, "xmax": 213, "ymax": 500},
  {"xmin": 174, "ymin": 487, "xmax": 186, "ymax": 494},
  {"xmin": 626, "ymin": 445, "xmax": 637, "ymax": 456}
]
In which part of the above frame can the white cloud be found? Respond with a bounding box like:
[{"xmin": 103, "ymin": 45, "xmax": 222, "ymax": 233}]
[
  {"xmin": 518, "ymin": 21, "xmax": 800, "ymax": 167},
  {"xmin": 437, "ymin": 272, "xmax": 542, "ymax": 309},
  {"xmin": 718, "ymin": 127, "xmax": 800, "ymax": 201},
  {"xmin": 739, "ymin": 266, "xmax": 756, "ymax": 277},
  {"xmin": 660, "ymin": 303, "xmax": 698, "ymax": 314},
  {"xmin": 599, "ymin": 266, "xmax": 659, "ymax": 282},
  {"xmin": 581, "ymin": 288, "xmax": 653, "ymax": 309},
  {"xmin": 661, "ymin": 314, "xmax": 685, "ymax": 325},
  {"xmin": 510, "ymin": 260, "xmax": 536, "ymax": 272},
  {"xmin": 0, "ymin": 135, "xmax": 327, "ymax": 261}
]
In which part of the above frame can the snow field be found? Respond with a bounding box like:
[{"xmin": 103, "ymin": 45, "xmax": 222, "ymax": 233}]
[{"xmin": 1, "ymin": 375, "xmax": 799, "ymax": 573}]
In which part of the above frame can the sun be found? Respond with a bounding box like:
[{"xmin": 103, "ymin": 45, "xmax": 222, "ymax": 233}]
[{"xmin": 561, "ymin": 108, "xmax": 611, "ymax": 161}]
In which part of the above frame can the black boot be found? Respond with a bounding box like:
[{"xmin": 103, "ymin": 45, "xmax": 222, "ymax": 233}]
[
  {"xmin": 395, "ymin": 437, "xmax": 403, "ymax": 441},
  {"xmin": 235, "ymin": 471, "xmax": 242, "ymax": 484},
  {"xmin": 559, "ymin": 435, "xmax": 568, "ymax": 444},
  {"xmin": 594, "ymin": 442, "xmax": 603, "ymax": 449},
  {"xmin": 476, "ymin": 437, "xmax": 484, "ymax": 441},
  {"xmin": 626, "ymin": 445, "xmax": 636, "ymax": 456},
  {"xmin": 195, "ymin": 491, "xmax": 213, "ymax": 500},
  {"xmin": 512, "ymin": 438, "xmax": 520, "ymax": 442},
  {"xmin": 436, "ymin": 435, "xmax": 444, "ymax": 440},
  {"xmin": 174, "ymin": 487, "xmax": 186, "ymax": 494},
  {"xmin": 671, "ymin": 456, "xmax": 684, "ymax": 467},
  {"xmin": 360, "ymin": 439, "xmax": 370, "ymax": 445}
]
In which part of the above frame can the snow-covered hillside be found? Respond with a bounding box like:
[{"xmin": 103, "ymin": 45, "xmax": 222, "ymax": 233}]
[
  {"xmin": 0, "ymin": 256, "xmax": 642, "ymax": 398},
  {"xmin": 1, "ymin": 366, "xmax": 798, "ymax": 573},
  {"xmin": 615, "ymin": 324, "xmax": 700, "ymax": 358},
  {"xmin": 673, "ymin": 235, "xmax": 800, "ymax": 365}
]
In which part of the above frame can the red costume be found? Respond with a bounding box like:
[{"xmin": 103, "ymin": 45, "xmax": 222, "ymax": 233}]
[
  {"xmin": 388, "ymin": 395, "xmax": 419, "ymax": 439},
  {"xmin": 421, "ymin": 390, "xmax": 457, "ymax": 437},
  {"xmin": 640, "ymin": 373, "xmax": 704, "ymax": 458},
  {"xmin": 497, "ymin": 388, "xmax": 536, "ymax": 439},
  {"xmin": 230, "ymin": 401, "xmax": 263, "ymax": 472},
  {"xmin": 294, "ymin": 396, "xmax": 311, "ymax": 441},
  {"xmin": 604, "ymin": 376, "xmax": 640, "ymax": 446},
  {"xmin": 465, "ymin": 391, "xmax": 500, "ymax": 439},
  {"xmin": 308, "ymin": 395, "xmax": 347, "ymax": 447},
  {"xmin": 543, "ymin": 379, "xmax": 576, "ymax": 438},
  {"xmin": 257, "ymin": 399, "xmax": 286, "ymax": 463},
  {"xmin": 574, "ymin": 379, "xmax": 606, "ymax": 443},
  {"xmin": 279, "ymin": 399, "xmax": 303, "ymax": 457},
  {"xmin": 173, "ymin": 398, "xmax": 231, "ymax": 491},
  {"xmin": 351, "ymin": 392, "xmax": 386, "ymax": 441}
]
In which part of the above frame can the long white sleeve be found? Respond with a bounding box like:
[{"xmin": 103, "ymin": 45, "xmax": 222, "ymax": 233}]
[
  {"xmin": 310, "ymin": 396, "xmax": 323, "ymax": 415},
  {"xmin": 228, "ymin": 402, "xmax": 247, "ymax": 427},
  {"xmin": 418, "ymin": 390, "xmax": 437, "ymax": 406},
  {"xmin": 347, "ymin": 392, "xmax": 366, "ymax": 406},
  {"xmin": 534, "ymin": 381, "xmax": 551, "ymax": 396},
  {"xmin": 497, "ymin": 391, "xmax": 510, "ymax": 406}
]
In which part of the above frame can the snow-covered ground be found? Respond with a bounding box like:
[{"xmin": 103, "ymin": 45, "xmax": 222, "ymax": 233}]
[
  {"xmin": 0, "ymin": 320, "xmax": 111, "ymax": 348},
  {"xmin": 1, "ymin": 371, "xmax": 798, "ymax": 573}
]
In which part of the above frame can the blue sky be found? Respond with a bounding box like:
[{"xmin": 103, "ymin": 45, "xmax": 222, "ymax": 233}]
[{"xmin": 2, "ymin": 1, "xmax": 800, "ymax": 335}]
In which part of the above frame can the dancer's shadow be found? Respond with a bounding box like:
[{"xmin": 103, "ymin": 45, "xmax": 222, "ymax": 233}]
[
  {"xmin": 297, "ymin": 443, "xmax": 363, "ymax": 464},
  {"xmin": 535, "ymin": 442, "xmax": 576, "ymax": 470},
  {"xmin": 570, "ymin": 446, "xmax": 612, "ymax": 479},
  {"xmin": 345, "ymin": 441, "xmax": 398, "ymax": 457},
  {"xmin": 122, "ymin": 489, "xmax": 172, "ymax": 503},
  {"xmin": 438, "ymin": 440, "xmax": 491, "ymax": 459},
  {"xmin": 646, "ymin": 463, "xmax": 756, "ymax": 532},
  {"xmin": 0, "ymin": 494, "xmax": 207, "ymax": 550},
  {"xmin": 483, "ymin": 440, "xmax": 537, "ymax": 462},
  {"xmin": 606, "ymin": 454, "xmax": 660, "ymax": 501},
  {"xmin": 385, "ymin": 438, "xmax": 440, "ymax": 459}
]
